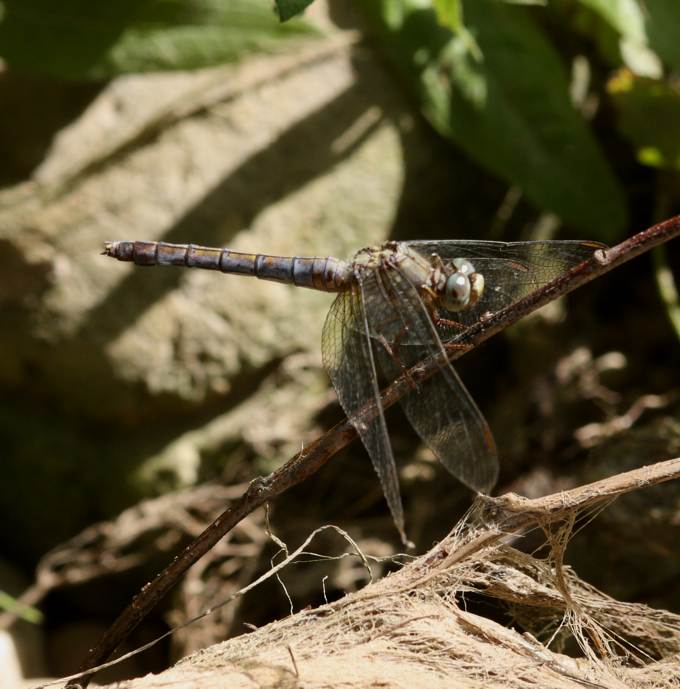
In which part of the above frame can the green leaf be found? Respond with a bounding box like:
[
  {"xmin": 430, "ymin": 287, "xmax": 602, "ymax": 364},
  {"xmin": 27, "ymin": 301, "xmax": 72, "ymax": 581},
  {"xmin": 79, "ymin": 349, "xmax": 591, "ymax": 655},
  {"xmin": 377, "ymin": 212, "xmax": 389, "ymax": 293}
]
[
  {"xmin": 362, "ymin": 0, "xmax": 628, "ymax": 236},
  {"xmin": 577, "ymin": 0, "xmax": 646, "ymax": 44},
  {"xmin": 432, "ymin": 0, "xmax": 482, "ymax": 61},
  {"xmin": 608, "ymin": 70, "xmax": 680, "ymax": 170},
  {"xmin": 433, "ymin": 0, "xmax": 463, "ymax": 33},
  {"xmin": 274, "ymin": 0, "xmax": 315, "ymax": 22},
  {"xmin": 643, "ymin": 0, "xmax": 680, "ymax": 72},
  {"xmin": 0, "ymin": 0, "xmax": 316, "ymax": 80},
  {"xmin": 0, "ymin": 590, "xmax": 43, "ymax": 624},
  {"xmin": 653, "ymin": 246, "xmax": 680, "ymax": 342},
  {"xmin": 574, "ymin": 0, "xmax": 661, "ymax": 77}
]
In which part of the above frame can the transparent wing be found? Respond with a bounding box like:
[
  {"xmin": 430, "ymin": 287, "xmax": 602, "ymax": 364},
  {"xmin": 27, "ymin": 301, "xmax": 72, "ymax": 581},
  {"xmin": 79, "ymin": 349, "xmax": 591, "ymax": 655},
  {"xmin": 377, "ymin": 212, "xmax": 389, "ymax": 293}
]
[
  {"xmin": 321, "ymin": 281, "xmax": 407, "ymax": 543},
  {"xmin": 366, "ymin": 264, "xmax": 499, "ymax": 494},
  {"xmin": 404, "ymin": 239, "xmax": 605, "ymax": 326}
]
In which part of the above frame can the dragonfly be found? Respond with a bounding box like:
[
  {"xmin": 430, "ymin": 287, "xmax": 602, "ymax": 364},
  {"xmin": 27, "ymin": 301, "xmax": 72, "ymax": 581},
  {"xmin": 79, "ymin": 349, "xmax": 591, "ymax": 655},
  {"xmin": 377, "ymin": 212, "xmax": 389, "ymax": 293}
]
[{"xmin": 104, "ymin": 238, "xmax": 603, "ymax": 542}]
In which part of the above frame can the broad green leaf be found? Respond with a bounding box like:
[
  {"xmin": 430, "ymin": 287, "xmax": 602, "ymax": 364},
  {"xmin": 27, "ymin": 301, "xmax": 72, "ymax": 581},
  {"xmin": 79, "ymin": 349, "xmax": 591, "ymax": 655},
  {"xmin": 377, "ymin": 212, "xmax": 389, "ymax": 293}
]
[
  {"xmin": 275, "ymin": 0, "xmax": 315, "ymax": 22},
  {"xmin": 0, "ymin": 0, "xmax": 316, "ymax": 80},
  {"xmin": 643, "ymin": 0, "xmax": 680, "ymax": 72},
  {"xmin": 362, "ymin": 0, "xmax": 628, "ymax": 236},
  {"xmin": 608, "ymin": 70, "xmax": 680, "ymax": 170}
]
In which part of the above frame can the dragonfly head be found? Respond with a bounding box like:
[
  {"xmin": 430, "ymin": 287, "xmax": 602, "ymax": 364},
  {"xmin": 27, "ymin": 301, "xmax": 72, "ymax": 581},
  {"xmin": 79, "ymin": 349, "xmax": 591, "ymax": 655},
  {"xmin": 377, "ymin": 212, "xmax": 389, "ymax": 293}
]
[{"xmin": 440, "ymin": 258, "xmax": 485, "ymax": 312}]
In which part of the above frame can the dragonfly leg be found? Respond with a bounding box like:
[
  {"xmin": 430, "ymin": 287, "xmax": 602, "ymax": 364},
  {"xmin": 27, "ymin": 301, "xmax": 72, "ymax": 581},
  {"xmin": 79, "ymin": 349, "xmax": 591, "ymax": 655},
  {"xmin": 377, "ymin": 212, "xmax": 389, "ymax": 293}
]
[
  {"xmin": 430, "ymin": 253, "xmax": 446, "ymax": 271},
  {"xmin": 432, "ymin": 307, "xmax": 467, "ymax": 331},
  {"xmin": 430, "ymin": 307, "xmax": 472, "ymax": 350},
  {"xmin": 443, "ymin": 342, "xmax": 472, "ymax": 352},
  {"xmin": 377, "ymin": 332, "xmax": 419, "ymax": 392},
  {"xmin": 435, "ymin": 317, "xmax": 466, "ymax": 331},
  {"xmin": 421, "ymin": 284, "xmax": 439, "ymax": 301},
  {"xmin": 430, "ymin": 306, "xmax": 467, "ymax": 330}
]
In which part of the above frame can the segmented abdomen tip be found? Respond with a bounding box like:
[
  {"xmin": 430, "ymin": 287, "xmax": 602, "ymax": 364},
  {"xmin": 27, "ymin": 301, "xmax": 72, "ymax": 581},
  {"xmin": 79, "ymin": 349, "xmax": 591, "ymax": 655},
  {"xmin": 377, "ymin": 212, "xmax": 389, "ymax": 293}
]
[{"xmin": 102, "ymin": 240, "xmax": 135, "ymax": 261}]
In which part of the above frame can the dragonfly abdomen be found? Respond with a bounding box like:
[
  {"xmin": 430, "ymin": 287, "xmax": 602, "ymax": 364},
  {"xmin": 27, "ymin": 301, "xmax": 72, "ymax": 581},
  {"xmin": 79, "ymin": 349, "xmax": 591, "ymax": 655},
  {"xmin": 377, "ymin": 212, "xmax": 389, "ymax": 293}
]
[{"xmin": 103, "ymin": 240, "xmax": 353, "ymax": 292}]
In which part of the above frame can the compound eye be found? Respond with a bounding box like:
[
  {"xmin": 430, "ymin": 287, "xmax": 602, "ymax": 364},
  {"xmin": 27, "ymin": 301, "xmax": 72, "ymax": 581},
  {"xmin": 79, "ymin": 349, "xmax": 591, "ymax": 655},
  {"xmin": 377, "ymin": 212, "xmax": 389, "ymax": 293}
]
[
  {"xmin": 443, "ymin": 273, "xmax": 471, "ymax": 311},
  {"xmin": 452, "ymin": 258, "xmax": 475, "ymax": 276}
]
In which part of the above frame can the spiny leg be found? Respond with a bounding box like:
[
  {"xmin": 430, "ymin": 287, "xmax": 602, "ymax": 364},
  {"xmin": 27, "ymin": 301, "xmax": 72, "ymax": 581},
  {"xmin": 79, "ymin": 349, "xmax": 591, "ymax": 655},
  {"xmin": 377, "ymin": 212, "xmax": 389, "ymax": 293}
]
[
  {"xmin": 429, "ymin": 307, "xmax": 472, "ymax": 352},
  {"xmin": 376, "ymin": 331, "xmax": 420, "ymax": 392},
  {"xmin": 434, "ymin": 315, "xmax": 467, "ymax": 331},
  {"xmin": 443, "ymin": 342, "xmax": 473, "ymax": 352}
]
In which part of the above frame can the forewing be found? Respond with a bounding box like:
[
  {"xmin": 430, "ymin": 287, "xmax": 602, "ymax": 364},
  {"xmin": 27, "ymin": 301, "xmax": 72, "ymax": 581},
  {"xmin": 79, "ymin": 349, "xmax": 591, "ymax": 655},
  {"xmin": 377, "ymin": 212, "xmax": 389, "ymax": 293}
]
[
  {"xmin": 369, "ymin": 265, "xmax": 499, "ymax": 494},
  {"xmin": 405, "ymin": 239, "xmax": 604, "ymax": 326},
  {"xmin": 321, "ymin": 282, "xmax": 406, "ymax": 542}
]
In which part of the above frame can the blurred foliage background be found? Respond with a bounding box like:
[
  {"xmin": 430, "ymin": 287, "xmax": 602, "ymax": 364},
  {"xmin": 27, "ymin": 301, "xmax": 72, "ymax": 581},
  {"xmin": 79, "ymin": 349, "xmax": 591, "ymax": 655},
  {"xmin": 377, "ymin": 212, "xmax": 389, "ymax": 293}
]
[{"xmin": 0, "ymin": 0, "xmax": 678, "ymax": 683}]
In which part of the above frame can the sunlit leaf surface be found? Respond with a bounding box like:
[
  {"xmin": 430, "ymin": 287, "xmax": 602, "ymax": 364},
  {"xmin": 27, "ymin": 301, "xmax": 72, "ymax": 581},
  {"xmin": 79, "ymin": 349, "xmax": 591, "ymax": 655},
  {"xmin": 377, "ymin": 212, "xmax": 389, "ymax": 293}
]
[
  {"xmin": 361, "ymin": 0, "xmax": 628, "ymax": 237},
  {"xmin": 0, "ymin": 0, "xmax": 316, "ymax": 80}
]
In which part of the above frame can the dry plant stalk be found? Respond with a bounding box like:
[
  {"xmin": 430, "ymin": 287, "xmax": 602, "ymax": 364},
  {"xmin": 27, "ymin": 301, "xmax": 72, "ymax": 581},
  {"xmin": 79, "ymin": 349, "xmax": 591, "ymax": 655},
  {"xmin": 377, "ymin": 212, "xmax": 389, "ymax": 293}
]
[{"xmin": 50, "ymin": 456, "xmax": 680, "ymax": 689}]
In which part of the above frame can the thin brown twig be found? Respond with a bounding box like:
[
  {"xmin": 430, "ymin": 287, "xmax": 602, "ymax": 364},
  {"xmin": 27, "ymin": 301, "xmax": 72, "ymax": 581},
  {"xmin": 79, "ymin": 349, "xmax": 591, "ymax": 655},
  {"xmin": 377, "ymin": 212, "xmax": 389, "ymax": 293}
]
[
  {"xmin": 487, "ymin": 456, "xmax": 680, "ymax": 519},
  {"xmin": 68, "ymin": 215, "xmax": 680, "ymax": 687}
]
